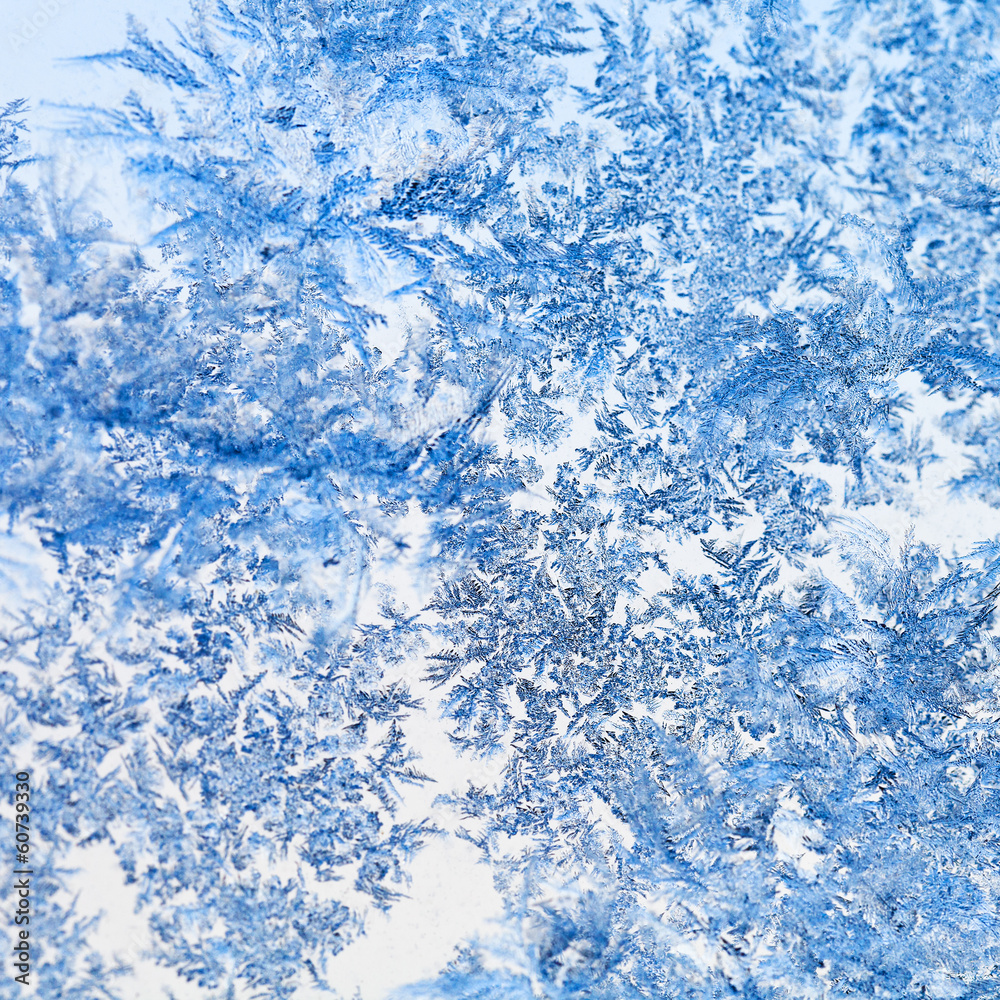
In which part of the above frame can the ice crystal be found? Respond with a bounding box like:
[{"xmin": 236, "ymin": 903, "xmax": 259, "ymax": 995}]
[{"xmin": 1, "ymin": 1, "xmax": 999, "ymax": 998}]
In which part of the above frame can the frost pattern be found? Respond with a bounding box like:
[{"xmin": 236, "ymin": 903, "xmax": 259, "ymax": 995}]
[{"xmin": 2, "ymin": 1, "xmax": 1000, "ymax": 998}]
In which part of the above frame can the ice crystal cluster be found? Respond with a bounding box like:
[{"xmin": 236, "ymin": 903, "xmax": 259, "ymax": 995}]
[{"xmin": 2, "ymin": 0, "xmax": 1000, "ymax": 997}]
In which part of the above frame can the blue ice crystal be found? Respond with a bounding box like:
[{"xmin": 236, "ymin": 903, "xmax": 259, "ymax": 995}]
[{"xmin": 1, "ymin": 0, "xmax": 1000, "ymax": 997}]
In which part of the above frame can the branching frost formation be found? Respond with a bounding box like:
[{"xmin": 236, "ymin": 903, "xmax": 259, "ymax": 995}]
[{"xmin": 1, "ymin": 1, "xmax": 999, "ymax": 997}]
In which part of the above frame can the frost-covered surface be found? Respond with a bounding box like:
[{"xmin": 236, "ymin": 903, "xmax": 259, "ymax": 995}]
[{"xmin": 1, "ymin": 0, "xmax": 1000, "ymax": 997}]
